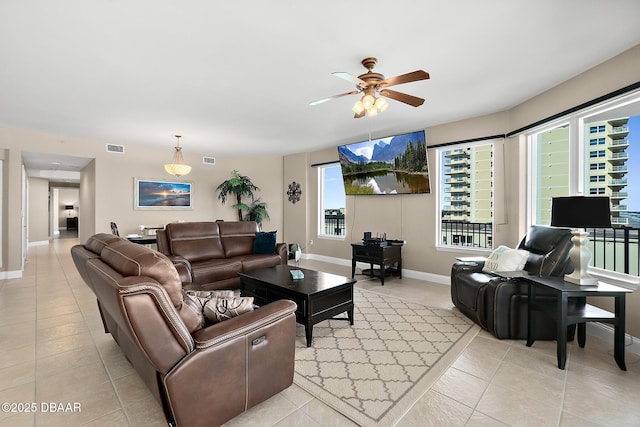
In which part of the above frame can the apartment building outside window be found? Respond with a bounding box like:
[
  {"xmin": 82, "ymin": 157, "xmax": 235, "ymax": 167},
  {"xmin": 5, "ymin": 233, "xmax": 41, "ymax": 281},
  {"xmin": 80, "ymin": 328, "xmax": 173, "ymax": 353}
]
[
  {"xmin": 318, "ymin": 164, "xmax": 346, "ymax": 238},
  {"xmin": 528, "ymin": 92, "xmax": 640, "ymax": 277},
  {"xmin": 438, "ymin": 142, "xmax": 494, "ymax": 249}
]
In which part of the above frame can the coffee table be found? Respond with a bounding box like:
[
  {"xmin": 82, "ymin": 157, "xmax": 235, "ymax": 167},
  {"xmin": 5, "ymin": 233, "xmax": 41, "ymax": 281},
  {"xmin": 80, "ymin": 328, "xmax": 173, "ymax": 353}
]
[{"xmin": 239, "ymin": 265, "xmax": 356, "ymax": 347}]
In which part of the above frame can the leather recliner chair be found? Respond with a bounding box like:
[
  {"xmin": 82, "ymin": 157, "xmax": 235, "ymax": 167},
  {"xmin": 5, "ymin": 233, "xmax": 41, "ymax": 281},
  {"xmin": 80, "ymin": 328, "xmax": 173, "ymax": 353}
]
[
  {"xmin": 71, "ymin": 233, "xmax": 297, "ymax": 427},
  {"xmin": 451, "ymin": 225, "xmax": 575, "ymax": 339}
]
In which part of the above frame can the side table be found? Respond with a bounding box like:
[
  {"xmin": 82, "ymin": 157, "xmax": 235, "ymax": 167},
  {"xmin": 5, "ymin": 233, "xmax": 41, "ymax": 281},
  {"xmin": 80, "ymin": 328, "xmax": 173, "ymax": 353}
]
[
  {"xmin": 351, "ymin": 243, "xmax": 403, "ymax": 286},
  {"xmin": 525, "ymin": 275, "xmax": 632, "ymax": 370}
]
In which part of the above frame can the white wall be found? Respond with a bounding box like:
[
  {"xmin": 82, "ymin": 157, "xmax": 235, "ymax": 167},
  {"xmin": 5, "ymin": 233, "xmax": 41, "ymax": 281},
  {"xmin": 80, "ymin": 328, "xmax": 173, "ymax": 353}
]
[{"xmin": 27, "ymin": 177, "xmax": 49, "ymax": 243}]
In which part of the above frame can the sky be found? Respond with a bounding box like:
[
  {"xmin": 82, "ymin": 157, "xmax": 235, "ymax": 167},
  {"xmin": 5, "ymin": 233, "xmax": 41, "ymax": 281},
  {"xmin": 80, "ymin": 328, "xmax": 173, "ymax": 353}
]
[
  {"xmin": 343, "ymin": 136, "xmax": 393, "ymax": 160},
  {"xmin": 625, "ymin": 115, "xmax": 639, "ymax": 211},
  {"xmin": 324, "ymin": 164, "xmax": 345, "ymax": 209}
]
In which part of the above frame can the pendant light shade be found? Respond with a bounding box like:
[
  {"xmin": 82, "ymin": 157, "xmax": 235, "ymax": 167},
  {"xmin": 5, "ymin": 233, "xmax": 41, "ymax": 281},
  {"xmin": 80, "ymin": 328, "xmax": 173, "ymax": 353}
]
[{"xmin": 164, "ymin": 135, "xmax": 192, "ymax": 177}]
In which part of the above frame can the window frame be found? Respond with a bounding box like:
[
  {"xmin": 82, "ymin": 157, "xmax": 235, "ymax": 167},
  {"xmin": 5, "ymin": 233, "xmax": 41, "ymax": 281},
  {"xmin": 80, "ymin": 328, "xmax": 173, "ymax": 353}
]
[
  {"xmin": 526, "ymin": 90, "xmax": 640, "ymax": 285},
  {"xmin": 436, "ymin": 140, "xmax": 496, "ymax": 252}
]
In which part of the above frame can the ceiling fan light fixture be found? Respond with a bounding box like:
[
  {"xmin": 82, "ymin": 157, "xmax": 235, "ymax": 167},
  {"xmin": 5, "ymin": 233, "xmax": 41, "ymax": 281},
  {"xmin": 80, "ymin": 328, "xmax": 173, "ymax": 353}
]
[
  {"xmin": 352, "ymin": 100, "xmax": 365, "ymax": 115},
  {"xmin": 164, "ymin": 135, "xmax": 192, "ymax": 177},
  {"xmin": 367, "ymin": 107, "xmax": 378, "ymax": 117},
  {"xmin": 375, "ymin": 97, "xmax": 389, "ymax": 112},
  {"xmin": 362, "ymin": 94, "xmax": 375, "ymax": 110}
]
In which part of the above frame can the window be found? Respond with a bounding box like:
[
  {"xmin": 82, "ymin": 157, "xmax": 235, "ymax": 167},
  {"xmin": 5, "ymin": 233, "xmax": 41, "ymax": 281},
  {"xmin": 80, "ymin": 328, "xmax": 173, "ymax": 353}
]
[
  {"xmin": 438, "ymin": 142, "xmax": 494, "ymax": 249},
  {"xmin": 528, "ymin": 92, "xmax": 640, "ymax": 277},
  {"xmin": 318, "ymin": 164, "xmax": 346, "ymax": 237},
  {"xmin": 530, "ymin": 124, "xmax": 570, "ymax": 225}
]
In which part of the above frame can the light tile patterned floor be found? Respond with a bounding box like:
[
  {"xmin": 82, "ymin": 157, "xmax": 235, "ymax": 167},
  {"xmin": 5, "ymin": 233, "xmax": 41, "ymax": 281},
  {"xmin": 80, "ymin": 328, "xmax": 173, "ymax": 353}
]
[{"xmin": 1, "ymin": 238, "xmax": 639, "ymax": 426}]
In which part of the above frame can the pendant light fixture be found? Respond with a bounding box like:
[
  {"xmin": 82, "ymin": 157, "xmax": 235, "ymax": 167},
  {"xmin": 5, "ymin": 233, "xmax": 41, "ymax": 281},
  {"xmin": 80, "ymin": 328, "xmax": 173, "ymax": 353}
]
[{"xmin": 164, "ymin": 135, "xmax": 192, "ymax": 177}]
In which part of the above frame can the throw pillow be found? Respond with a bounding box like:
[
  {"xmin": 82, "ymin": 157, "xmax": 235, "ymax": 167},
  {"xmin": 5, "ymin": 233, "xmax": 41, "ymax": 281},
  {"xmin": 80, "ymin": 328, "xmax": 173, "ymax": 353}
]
[
  {"xmin": 253, "ymin": 231, "xmax": 277, "ymax": 254},
  {"xmin": 203, "ymin": 296, "xmax": 254, "ymax": 323},
  {"xmin": 482, "ymin": 245, "xmax": 529, "ymax": 273},
  {"xmin": 185, "ymin": 289, "xmax": 236, "ymax": 311},
  {"xmin": 181, "ymin": 291, "xmax": 206, "ymax": 328}
]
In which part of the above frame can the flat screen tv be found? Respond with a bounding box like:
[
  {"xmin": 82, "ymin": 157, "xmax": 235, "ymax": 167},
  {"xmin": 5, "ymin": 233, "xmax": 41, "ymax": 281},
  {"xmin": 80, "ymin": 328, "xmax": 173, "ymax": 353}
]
[{"xmin": 337, "ymin": 129, "xmax": 430, "ymax": 195}]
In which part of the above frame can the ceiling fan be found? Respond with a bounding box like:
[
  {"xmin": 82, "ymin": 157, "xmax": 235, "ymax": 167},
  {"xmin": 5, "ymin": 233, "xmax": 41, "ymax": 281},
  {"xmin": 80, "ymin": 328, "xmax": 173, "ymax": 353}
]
[{"xmin": 310, "ymin": 57, "xmax": 430, "ymax": 118}]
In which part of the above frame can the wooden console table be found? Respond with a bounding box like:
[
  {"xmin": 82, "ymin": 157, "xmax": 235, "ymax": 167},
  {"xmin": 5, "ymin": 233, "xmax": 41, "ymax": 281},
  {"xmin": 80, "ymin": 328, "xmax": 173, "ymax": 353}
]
[
  {"xmin": 66, "ymin": 216, "xmax": 78, "ymax": 231},
  {"xmin": 351, "ymin": 243, "xmax": 403, "ymax": 286},
  {"xmin": 525, "ymin": 275, "xmax": 632, "ymax": 370}
]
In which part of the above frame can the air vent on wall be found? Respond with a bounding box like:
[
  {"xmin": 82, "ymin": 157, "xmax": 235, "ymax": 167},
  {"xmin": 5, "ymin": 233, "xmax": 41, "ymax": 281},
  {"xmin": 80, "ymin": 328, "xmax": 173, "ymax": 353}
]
[
  {"xmin": 106, "ymin": 144, "xmax": 125, "ymax": 154},
  {"xmin": 203, "ymin": 156, "xmax": 216, "ymax": 165}
]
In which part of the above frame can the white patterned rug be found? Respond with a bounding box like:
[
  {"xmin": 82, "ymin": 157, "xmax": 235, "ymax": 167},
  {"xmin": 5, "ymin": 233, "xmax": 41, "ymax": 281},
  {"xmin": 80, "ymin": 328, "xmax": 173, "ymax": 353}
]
[{"xmin": 293, "ymin": 287, "xmax": 479, "ymax": 426}]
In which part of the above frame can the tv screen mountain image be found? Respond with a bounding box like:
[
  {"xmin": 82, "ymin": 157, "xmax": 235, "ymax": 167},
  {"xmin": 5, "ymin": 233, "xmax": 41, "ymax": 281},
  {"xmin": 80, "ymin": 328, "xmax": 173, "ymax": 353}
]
[{"xmin": 338, "ymin": 130, "xmax": 430, "ymax": 195}]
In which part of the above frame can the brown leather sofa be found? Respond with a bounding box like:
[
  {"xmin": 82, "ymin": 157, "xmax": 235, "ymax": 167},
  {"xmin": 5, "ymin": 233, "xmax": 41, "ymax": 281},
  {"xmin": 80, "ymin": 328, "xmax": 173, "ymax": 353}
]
[
  {"xmin": 71, "ymin": 233, "xmax": 297, "ymax": 427},
  {"xmin": 451, "ymin": 225, "xmax": 576, "ymax": 339},
  {"xmin": 156, "ymin": 221, "xmax": 287, "ymax": 291}
]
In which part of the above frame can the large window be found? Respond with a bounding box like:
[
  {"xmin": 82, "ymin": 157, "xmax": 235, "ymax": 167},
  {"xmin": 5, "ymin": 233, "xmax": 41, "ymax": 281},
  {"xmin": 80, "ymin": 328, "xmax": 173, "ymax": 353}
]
[
  {"xmin": 318, "ymin": 164, "xmax": 346, "ymax": 237},
  {"xmin": 438, "ymin": 142, "xmax": 494, "ymax": 249},
  {"xmin": 528, "ymin": 92, "xmax": 640, "ymax": 278}
]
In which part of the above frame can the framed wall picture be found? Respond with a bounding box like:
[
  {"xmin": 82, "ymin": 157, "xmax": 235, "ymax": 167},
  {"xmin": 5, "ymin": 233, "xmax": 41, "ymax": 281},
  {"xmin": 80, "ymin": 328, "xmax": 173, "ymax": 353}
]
[{"xmin": 134, "ymin": 178, "xmax": 193, "ymax": 210}]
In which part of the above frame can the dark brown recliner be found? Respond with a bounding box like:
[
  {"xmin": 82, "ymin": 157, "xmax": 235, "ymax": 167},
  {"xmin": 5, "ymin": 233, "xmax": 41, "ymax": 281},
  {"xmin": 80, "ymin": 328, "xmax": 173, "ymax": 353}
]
[
  {"xmin": 451, "ymin": 225, "xmax": 575, "ymax": 339},
  {"xmin": 71, "ymin": 234, "xmax": 297, "ymax": 427}
]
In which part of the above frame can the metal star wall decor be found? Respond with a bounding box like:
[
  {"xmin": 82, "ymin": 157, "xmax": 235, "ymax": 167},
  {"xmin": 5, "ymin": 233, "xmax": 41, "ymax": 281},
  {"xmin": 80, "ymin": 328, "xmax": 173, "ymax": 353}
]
[{"xmin": 287, "ymin": 181, "xmax": 301, "ymax": 203}]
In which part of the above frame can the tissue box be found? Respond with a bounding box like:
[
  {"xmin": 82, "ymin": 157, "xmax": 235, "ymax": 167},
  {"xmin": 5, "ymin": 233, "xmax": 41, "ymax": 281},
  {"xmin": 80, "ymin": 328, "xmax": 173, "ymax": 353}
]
[{"xmin": 290, "ymin": 270, "xmax": 304, "ymax": 280}]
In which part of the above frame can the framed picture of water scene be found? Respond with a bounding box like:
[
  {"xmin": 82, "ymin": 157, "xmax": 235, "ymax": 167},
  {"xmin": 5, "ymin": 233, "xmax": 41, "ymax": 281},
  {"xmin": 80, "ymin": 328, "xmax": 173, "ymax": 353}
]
[
  {"xmin": 134, "ymin": 178, "xmax": 193, "ymax": 210},
  {"xmin": 337, "ymin": 129, "xmax": 430, "ymax": 195}
]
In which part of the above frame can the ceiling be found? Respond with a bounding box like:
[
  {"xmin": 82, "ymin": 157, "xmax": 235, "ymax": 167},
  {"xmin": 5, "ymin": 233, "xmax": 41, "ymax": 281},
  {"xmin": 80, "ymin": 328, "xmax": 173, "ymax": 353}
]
[{"xmin": 2, "ymin": 1, "xmax": 640, "ymax": 180}]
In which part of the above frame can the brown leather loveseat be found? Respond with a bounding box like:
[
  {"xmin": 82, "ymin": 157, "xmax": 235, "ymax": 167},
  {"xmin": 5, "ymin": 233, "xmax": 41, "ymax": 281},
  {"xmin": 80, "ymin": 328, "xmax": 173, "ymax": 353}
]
[
  {"xmin": 156, "ymin": 221, "xmax": 287, "ymax": 291},
  {"xmin": 71, "ymin": 233, "xmax": 297, "ymax": 427}
]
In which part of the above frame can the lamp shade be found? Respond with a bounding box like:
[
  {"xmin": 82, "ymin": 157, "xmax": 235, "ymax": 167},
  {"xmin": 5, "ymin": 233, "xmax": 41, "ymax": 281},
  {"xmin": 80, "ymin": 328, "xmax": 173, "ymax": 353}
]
[
  {"xmin": 550, "ymin": 196, "xmax": 612, "ymax": 228},
  {"xmin": 64, "ymin": 205, "xmax": 74, "ymax": 210},
  {"xmin": 164, "ymin": 135, "xmax": 192, "ymax": 177}
]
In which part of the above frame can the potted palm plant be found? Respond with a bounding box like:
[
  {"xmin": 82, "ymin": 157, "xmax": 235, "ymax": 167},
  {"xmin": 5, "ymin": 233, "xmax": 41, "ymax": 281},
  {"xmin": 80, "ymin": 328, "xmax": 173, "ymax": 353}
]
[{"xmin": 216, "ymin": 170, "xmax": 270, "ymax": 228}]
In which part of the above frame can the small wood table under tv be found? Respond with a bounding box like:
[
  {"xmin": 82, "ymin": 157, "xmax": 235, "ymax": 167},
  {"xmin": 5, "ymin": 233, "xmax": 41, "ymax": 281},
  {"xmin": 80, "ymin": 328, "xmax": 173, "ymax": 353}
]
[{"xmin": 351, "ymin": 241, "xmax": 403, "ymax": 285}]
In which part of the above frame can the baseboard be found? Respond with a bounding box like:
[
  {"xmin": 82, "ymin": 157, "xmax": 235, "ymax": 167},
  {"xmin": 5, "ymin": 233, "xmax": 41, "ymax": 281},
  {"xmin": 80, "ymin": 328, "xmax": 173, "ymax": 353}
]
[
  {"xmin": 28, "ymin": 240, "xmax": 49, "ymax": 247},
  {"xmin": 304, "ymin": 253, "xmax": 452, "ymax": 285},
  {"xmin": 587, "ymin": 322, "xmax": 640, "ymax": 356},
  {"xmin": 305, "ymin": 253, "xmax": 640, "ymax": 356},
  {"xmin": 0, "ymin": 270, "xmax": 23, "ymax": 279}
]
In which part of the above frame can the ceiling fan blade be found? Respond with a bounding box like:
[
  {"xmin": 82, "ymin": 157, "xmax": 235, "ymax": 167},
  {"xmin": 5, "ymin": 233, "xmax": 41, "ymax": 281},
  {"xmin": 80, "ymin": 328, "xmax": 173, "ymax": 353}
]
[
  {"xmin": 354, "ymin": 110, "xmax": 366, "ymax": 119},
  {"xmin": 378, "ymin": 70, "xmax": 430, "ymax": 88},
  {"xmin": 379, "ymin": 89, "xmax": 425, "ymax": 107},
  {"xmin": 309, "ymin": 90, "xmax": 360, "ymax": 106},
  {"xmin": 332, "ymin": 72, "xmax": 368, "ymax": 89}
]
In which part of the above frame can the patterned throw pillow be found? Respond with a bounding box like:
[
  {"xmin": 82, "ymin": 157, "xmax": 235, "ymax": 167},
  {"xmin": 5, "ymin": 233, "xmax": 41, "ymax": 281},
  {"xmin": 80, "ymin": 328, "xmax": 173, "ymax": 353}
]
[
  {"xmin": 181, "ymin": 291, "xmax": 206, "ymax": 328},
  {"xmin": 203, "ymin": 297, "xmax": 254, "ymax": 323},
  {"xmin": 185, "ymin": 289, "xmax": 236, "ymax": 311},
  {"xmin": 482, "ymin": 245, "xmax": 529, "ymax": 273}
]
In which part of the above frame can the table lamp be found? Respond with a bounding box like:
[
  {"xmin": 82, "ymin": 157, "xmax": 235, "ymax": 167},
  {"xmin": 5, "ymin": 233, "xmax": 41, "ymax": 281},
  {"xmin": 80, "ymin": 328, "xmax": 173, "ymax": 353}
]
[{"xmin": 550, "ymin": 196, "xmax": 611, "ymax": 285}]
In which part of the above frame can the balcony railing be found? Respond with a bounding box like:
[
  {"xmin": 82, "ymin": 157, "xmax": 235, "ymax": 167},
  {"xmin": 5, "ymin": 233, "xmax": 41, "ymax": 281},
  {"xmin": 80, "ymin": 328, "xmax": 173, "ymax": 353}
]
[
  {"xmin": 323, "ymin": 210, "xmax": 345, "ymax": 236},
  {"xmin": 610, "ymin": 125, "xmax": 629, "ymax": 134},
  {"xmin": 439, "ymin": 221, "xmax": 640, "ymax": 277},
  {"xmin": 588, "ymin": 227, "xmax": 640, "ymax": 276},
  {"xmin": 441, "ymin": 221, "xmax": 493, "ymax": 248}
]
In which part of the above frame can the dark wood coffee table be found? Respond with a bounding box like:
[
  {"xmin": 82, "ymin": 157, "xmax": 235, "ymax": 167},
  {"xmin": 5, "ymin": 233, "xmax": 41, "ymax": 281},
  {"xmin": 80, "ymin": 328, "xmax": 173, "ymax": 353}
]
[{"xmin": 239, "ymin": 265, "xmax": 356, "ymax": 347}]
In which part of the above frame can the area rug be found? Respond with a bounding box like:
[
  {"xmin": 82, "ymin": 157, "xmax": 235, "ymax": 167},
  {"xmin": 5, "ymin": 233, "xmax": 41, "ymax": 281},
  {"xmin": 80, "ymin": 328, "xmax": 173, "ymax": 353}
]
[{"xmin": 293, "ymin": 287, "xmax": 479, "ymax": 426}]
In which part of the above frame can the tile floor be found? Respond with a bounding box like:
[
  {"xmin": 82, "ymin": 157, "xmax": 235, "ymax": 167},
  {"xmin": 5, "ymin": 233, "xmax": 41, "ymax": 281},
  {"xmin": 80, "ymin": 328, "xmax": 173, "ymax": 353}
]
[{"xmin": 1, "ymin": 238, "xmax": 639, "ymax": 426}]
